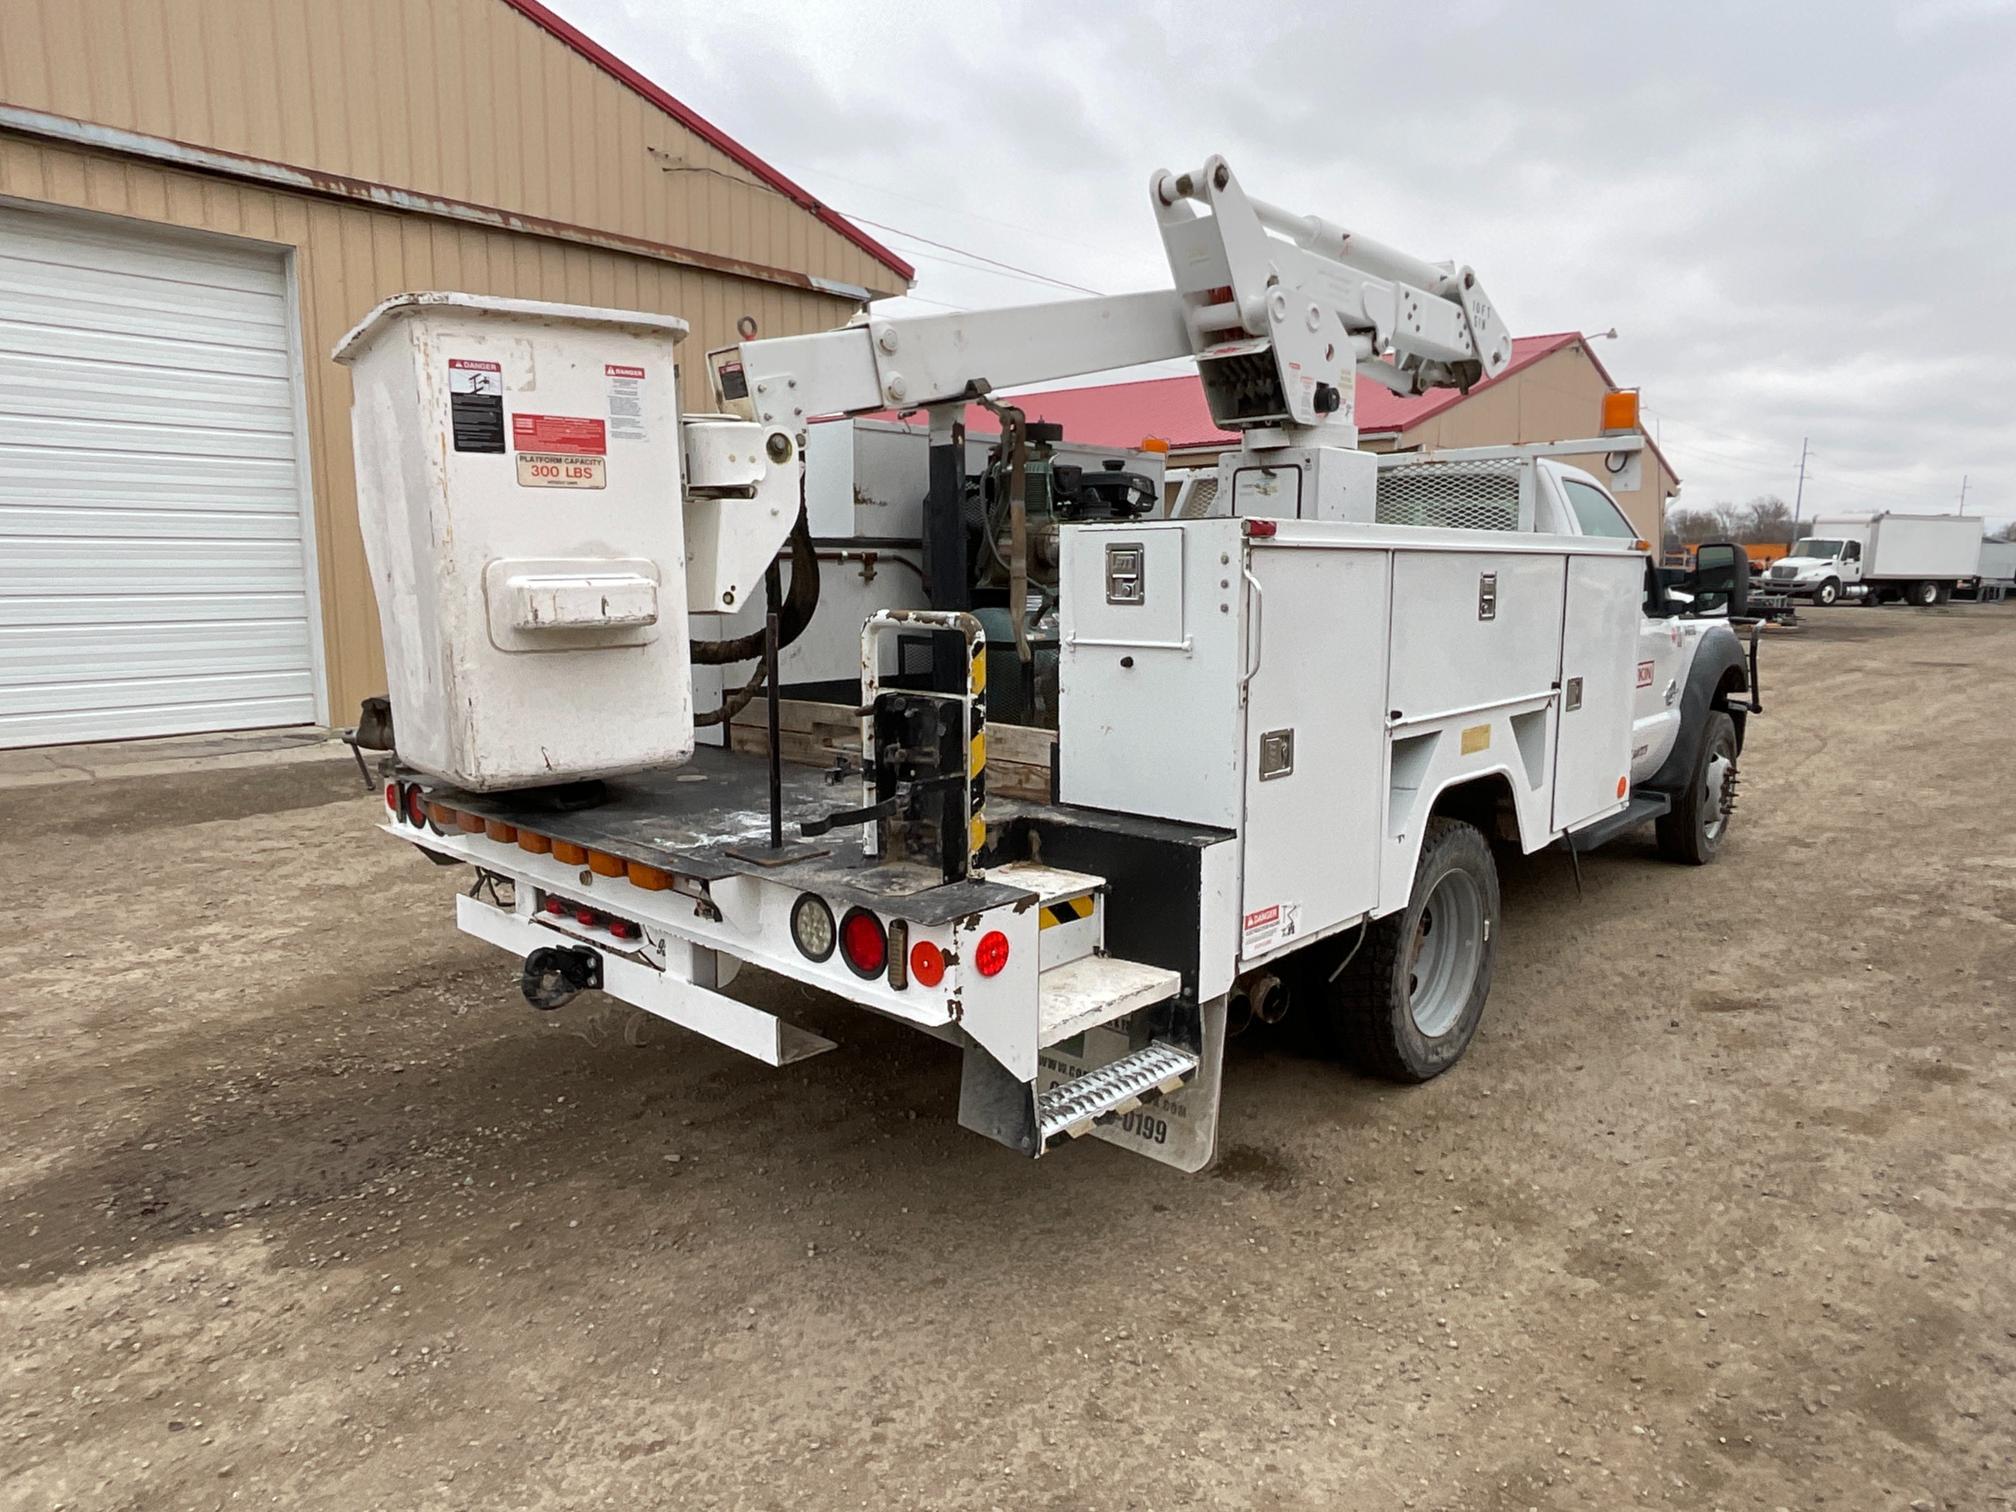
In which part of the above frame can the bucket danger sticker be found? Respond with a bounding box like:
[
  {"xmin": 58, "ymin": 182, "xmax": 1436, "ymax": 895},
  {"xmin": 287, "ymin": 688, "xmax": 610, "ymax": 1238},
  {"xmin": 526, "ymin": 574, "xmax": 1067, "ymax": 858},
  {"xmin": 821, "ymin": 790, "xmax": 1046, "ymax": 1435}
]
[
  {"xmin": 512, "ymin": 413, "xmax": 606, "ymax": 488},
  {"xmin": 605, "ymin": 364, "xmax": 647, "ymax": 442},
  {"xmin": 447, "ymin": 358, "xmax": 504, "ymax": 453},
  {"xmin": 511, "ymin": 414, "xmax": 606, "ymax": 456}
]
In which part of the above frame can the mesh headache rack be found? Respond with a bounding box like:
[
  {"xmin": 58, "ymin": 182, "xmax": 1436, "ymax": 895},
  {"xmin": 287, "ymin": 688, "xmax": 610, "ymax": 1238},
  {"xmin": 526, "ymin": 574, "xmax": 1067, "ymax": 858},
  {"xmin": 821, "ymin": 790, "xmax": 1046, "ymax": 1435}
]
[{"xmin": 1374, "ymin": 457, "xmax": 1522, "ymax": 531}]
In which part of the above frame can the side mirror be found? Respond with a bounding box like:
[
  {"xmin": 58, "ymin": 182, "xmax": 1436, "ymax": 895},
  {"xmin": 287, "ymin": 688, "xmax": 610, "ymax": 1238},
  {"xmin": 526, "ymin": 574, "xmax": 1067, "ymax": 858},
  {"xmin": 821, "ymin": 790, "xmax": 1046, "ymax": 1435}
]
[{"xmin": 1689, "ymin": 541, "xmax": 1750, "ymax": 618}]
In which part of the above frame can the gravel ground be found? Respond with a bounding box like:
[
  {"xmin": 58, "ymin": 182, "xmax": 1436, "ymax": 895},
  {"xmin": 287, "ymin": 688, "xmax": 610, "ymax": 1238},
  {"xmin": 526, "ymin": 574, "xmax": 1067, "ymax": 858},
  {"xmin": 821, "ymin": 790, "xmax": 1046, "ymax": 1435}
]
[{"xmin": 3, "ymin": 604, "xmax": 2013, "ymax": 1512}]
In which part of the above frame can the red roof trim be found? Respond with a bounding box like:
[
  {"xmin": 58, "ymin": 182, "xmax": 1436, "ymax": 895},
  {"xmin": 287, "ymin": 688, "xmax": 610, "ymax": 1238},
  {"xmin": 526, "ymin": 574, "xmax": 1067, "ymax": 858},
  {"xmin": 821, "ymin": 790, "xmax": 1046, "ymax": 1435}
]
[{"xmin": 497, "ymin": 0, "xmax": 915, "ymax": 288}]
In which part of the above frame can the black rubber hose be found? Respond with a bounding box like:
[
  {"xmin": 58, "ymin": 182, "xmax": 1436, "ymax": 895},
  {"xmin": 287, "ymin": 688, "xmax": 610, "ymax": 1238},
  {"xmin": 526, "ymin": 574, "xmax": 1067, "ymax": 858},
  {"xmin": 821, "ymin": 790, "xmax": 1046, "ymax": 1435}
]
[
  {"xmin": 692, "ymin": 658, "xmax": 766, "ymax": 729},
  {"xmin": 689, "ymin": 503, "xmax": 820, "ymax": 665}
]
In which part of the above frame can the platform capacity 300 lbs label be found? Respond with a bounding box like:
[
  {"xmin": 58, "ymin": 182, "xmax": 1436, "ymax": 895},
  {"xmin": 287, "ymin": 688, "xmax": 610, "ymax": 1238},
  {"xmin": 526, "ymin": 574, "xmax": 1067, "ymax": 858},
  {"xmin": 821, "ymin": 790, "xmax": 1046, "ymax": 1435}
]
[{"xmin": 511, "ymin": 413, "xmax": 606, "ymax": 489}]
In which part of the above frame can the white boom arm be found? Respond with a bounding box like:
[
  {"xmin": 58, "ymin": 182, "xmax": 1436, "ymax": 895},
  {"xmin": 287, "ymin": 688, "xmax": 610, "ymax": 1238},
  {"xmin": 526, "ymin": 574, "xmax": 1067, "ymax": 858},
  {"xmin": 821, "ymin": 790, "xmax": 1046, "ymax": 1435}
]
[{"xmin": 707, "ymin": 153, "xmax": 1509, "ymax": 449}]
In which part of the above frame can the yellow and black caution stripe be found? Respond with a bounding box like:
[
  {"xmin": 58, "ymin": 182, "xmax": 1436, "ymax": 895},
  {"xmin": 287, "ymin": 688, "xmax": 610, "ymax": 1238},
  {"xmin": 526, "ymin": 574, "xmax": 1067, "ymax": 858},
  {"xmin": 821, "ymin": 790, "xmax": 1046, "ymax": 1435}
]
[
  {"xmin": 1039, "ymin": 894, "xmax": 1095, "ymax": 930},
  {"xmin": 967, "ymin": 631, "xmax": 988, "ymax": 859}
]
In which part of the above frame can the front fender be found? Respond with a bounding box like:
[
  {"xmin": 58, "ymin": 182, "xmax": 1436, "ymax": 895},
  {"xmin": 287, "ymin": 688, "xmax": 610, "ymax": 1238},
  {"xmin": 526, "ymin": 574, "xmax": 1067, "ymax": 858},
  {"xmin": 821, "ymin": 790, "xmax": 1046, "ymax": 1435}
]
[{"xmin": 1644, "ymin": 625, "xmax": 1750, "ymax": 796}]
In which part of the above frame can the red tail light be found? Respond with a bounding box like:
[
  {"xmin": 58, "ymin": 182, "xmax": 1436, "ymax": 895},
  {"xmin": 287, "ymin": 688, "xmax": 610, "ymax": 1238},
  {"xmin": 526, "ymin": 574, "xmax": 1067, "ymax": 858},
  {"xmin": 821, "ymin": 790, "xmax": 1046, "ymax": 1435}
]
[
  {"xmin": 838, "ymin": 908, "xmax": 887, "ymax": 979},
  {"xmin": 403, "ymin": 783, "xmax": 428, "ymax": 827},
  {"xmin": 974, "ymin": 930, "xmax": 1010, "ymax": 978},
  {"xmin": 384, "ymin": 781, "xmax": 399, "ymax": 813}
]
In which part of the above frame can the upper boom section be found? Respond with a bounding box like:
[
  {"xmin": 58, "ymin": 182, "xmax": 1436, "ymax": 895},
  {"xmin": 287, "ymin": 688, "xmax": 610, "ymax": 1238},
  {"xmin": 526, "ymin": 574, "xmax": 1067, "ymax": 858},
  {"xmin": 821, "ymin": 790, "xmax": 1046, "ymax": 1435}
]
[{"xmin": 709, "ymin": 154, "xmax": 1509, "ymax": 448}]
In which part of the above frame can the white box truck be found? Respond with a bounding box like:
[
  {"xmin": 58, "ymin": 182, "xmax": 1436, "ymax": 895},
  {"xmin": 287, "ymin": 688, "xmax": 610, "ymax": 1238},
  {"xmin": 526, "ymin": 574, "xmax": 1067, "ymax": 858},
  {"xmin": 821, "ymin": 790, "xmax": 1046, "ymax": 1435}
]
[
  {"xmin": 1958, "ymin": 537, "xmax": 2016, "ymax": 602},
  {"xmin": 1765, "ymin": 512, "xmax": 1983, "ymax": 607}
]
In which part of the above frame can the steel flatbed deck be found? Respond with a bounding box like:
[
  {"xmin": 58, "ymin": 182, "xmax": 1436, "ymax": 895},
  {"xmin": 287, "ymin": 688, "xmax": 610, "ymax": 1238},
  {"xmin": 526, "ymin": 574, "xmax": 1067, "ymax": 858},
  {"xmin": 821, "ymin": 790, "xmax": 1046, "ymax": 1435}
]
[{"xmin": 406, "ymin": 742, "xmax": 1231, "ymax": 931}]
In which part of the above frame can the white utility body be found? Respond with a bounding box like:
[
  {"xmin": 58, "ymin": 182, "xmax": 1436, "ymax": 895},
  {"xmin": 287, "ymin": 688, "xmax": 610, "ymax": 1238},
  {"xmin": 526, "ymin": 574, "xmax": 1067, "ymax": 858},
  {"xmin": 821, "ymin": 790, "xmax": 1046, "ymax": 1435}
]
[
  {"xmin": 340, "ymin": 156, "xmax": 1758, "ymax": 1172},
  {"xmin": 1766, "ymin": 511, "xmax": 1984, "ymax": 607}
]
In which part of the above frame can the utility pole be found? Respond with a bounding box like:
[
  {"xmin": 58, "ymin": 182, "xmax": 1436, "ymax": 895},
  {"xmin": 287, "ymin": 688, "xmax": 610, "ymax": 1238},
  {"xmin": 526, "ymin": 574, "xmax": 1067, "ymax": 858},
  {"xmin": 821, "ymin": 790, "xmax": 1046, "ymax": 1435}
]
[
  {"xmin": 1791, "ymin": 436, "xmax": 1809, "ymax": 535},
  {"xmin": 1958, "ymin": 475, "xmax": 1969, "ymax": 513}
]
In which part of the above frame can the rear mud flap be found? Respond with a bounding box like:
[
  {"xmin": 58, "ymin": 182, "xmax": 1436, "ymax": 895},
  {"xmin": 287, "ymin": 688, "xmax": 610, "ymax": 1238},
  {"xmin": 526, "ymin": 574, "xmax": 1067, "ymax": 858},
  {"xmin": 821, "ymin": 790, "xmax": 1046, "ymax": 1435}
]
[{"xmin": 958, "ymin": 995, "xmax": 1228, "ymax": 1172}]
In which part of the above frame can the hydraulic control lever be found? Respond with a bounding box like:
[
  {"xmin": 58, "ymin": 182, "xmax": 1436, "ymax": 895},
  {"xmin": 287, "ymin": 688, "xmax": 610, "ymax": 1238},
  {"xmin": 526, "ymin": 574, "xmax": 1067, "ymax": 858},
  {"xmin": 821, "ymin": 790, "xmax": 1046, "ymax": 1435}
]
[{"xmin": 801, "ymin": 773, "xmax": 962, "ymax": 839}]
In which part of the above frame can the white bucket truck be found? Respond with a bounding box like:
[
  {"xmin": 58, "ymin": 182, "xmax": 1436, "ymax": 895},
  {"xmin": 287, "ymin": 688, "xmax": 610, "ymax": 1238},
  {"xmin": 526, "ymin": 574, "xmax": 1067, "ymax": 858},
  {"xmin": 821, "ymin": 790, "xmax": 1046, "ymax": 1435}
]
[
  {"xmin": 337, "ymin": 156, "xmax": 1759, "ymax": 1172},
  {"xmin": 1766, "ymin": 511, "xmax": 1983, "ymax": 607}
]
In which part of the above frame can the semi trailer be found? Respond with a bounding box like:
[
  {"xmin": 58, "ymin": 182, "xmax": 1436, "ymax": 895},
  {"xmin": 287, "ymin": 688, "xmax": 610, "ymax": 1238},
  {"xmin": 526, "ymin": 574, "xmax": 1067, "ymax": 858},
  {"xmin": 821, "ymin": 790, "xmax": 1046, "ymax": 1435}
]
[
  {"xmin": 1767, "ymin": 512, "xmax": 1983, "ymax": 607},
  {"xmin": 336, "ymin": 155, "xmax": 1758, "ymax": 1172}
]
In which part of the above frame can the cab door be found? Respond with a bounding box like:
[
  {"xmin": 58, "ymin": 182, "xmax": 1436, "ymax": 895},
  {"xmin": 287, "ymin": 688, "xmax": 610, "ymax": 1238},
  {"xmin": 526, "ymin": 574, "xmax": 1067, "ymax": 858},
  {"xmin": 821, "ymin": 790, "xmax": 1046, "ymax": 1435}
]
[{"xmin": 1633, "ymin": 578, "xmax": 1686, "ymax": 784}]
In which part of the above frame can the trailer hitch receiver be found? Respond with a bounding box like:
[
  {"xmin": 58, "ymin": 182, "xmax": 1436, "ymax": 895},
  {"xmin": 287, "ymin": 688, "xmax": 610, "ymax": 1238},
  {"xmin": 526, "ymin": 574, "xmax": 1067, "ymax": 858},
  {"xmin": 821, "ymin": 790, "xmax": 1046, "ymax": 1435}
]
[{"xmin": 521, "ymin": 945, "xmax": 602, "ymax": 1010}]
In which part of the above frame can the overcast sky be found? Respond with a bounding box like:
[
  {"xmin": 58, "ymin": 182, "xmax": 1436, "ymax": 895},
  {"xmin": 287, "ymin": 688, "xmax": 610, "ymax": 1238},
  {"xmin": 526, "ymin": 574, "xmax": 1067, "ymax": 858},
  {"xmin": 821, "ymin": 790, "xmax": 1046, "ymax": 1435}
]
[{"xmin": 561, "ymin": 0, "xmax": 2015, "ymax": 530}]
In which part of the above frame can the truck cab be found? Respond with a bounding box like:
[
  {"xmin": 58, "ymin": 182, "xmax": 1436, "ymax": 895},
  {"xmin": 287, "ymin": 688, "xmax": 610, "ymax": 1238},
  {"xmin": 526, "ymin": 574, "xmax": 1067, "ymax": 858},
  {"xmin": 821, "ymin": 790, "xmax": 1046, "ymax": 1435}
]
[
  {"xmin": 1533, "ymin": 460, "xmax": 1754, "ymax": 862},
  {"xmin": 1382, "ymin": 452, "xmax": 1752, "ymax": 828},
  {"xmin": 1524, "ymin": 460, "xmax": 1734, "ymax": 789},
  {"xmin": 1767, "ymin": 535, "xmax": 1863, "ymax": 605}
]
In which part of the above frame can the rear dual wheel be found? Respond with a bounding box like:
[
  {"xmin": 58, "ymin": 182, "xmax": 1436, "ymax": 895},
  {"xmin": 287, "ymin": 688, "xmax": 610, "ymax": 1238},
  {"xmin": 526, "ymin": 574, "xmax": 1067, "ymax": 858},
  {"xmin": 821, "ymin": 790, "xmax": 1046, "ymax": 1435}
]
[{"xmin": 1310, "ymin": 817, "xmax": 1500, "ymax": 1082}]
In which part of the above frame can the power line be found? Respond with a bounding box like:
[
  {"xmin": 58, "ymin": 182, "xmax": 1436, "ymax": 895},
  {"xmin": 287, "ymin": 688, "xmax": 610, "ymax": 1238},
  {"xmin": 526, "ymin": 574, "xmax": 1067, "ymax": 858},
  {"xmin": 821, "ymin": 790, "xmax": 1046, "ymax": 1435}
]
[
  {"xmin": 869, "ymin": 235, "xmax": 1101, "ymax": 298},
  {"xmin": 807, "ymin": 166, "xmax": 1117, "ymax": 257},
  {"xmin": 648, "ymin": 150, "xmax": 1102, "ymax": 299},
  {"xmin": 838, "ymin": 213, "xmax": 1105, "ymax": 298}
]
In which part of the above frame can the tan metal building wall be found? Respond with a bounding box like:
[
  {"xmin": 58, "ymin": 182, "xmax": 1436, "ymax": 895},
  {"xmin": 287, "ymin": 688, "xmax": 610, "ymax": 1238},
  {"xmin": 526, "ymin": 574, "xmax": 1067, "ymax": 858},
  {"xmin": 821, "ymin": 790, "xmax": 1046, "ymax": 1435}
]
[{"xmin": 0, "ymin": 0, "xmax": 907, "ymax": 728}]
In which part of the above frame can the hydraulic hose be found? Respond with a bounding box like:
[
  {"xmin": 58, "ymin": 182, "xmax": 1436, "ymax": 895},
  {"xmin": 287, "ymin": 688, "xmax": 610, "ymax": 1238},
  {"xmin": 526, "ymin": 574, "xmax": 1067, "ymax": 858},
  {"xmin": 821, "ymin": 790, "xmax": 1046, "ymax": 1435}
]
[
  {"xmin": 690, "ymin": 504, "xmax": 819, "ymax": 728},
  {"xmin": 690, "ymin": 504, "xmax": 820, "ymax": 666}
]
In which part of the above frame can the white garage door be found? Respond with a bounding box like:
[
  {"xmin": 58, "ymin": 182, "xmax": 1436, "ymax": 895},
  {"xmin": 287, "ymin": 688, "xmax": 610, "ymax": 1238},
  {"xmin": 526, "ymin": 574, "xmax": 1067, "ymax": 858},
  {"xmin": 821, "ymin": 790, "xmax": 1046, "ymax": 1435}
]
[{"xmin": 0, "ymin": 207, "xmax": 319, "ymax": 748}]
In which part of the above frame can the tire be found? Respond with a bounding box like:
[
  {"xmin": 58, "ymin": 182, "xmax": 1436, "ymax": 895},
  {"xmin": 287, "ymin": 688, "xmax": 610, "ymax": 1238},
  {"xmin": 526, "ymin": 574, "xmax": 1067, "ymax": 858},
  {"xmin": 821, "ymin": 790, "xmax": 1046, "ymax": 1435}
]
[
  {"xmin": 1815, "ymin": 577, "xmax": 1840, "ymax": 607},
  {"xmin": 1935, "ymin": 582, "xmax": 1952, "ymax": 606},
  {"xmin": 1913, "ymin": 580, "xmax": 1940, "ymax": 607},
  {"xmin": 1322, "ymin": 817, "xmax": 1499, "ymax": 1082},
  {"xmin": 1656, "ymin": 709, "xmax": 1737, "ymax": 865}
]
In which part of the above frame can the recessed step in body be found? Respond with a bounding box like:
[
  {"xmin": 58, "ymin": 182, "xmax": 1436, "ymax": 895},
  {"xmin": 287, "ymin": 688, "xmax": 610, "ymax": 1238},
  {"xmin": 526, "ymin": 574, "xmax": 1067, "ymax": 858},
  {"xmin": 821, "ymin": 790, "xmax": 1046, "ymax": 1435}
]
[
  {"xmin": 990, "ymin": 859, "xmax": 1105, "ymax": 970},
  {"xmin": 1039, "ymin": 954, "xmax": 1181, "ymax": 1047}
]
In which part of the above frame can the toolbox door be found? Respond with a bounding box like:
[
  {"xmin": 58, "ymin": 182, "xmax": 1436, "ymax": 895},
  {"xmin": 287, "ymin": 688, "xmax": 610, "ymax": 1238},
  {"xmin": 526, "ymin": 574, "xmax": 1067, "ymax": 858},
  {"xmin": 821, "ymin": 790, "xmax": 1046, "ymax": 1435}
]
[{"xmin": 1236, "ymin": 544, "xmax": 1389, "ymax": 964}]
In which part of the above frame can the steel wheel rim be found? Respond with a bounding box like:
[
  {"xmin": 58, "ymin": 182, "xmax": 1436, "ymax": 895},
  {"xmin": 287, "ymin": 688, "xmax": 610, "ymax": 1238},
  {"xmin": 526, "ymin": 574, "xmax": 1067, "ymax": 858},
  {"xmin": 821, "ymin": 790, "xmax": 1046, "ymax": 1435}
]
[
  {"xmin": 1703, "ymin": 741, "xmax": 1735, "ymax": 842},
  {"xmin": 1407, "ymin": 870, "xmax": 1484, "ymax": 1038}
]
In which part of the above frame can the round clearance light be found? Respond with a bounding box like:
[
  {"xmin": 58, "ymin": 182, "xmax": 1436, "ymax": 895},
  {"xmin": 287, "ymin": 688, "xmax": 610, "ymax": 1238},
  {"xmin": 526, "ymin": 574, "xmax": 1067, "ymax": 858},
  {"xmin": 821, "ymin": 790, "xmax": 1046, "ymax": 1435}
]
[
  {"xmin": 909, "ymin": 939, "xmax": 946, "ymax": 988},
  {"xmin": 790, "ymin": 894, "xmax": 836, "ymax": 963},
  {"xmin": 974, "ymin": 929, "xmax": 1010, "ymax": 978},
  {"xmin": 838, "ymin": 908, "xmax": 888, "ymax": 979}
]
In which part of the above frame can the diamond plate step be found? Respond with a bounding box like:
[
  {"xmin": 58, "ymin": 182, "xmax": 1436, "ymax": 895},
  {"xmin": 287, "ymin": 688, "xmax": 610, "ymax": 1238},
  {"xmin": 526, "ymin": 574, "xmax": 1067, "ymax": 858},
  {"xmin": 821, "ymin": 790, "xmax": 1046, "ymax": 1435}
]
[{"xmin": 1037, "ymin": 1040, "xmax": 1200, "ymax": 1147}]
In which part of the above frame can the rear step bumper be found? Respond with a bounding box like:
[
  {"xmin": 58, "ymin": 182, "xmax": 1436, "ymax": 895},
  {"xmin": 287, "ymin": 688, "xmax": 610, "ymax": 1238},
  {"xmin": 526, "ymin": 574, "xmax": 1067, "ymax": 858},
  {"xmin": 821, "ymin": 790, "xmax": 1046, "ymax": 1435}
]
[
  {"xmin": 430, "ymin": 832, "xmax": 1218, "ymax": 1167},
  {"xmin": 1039, "ymin": 1040, "xmax": 1200, "ymax": 1146}
]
